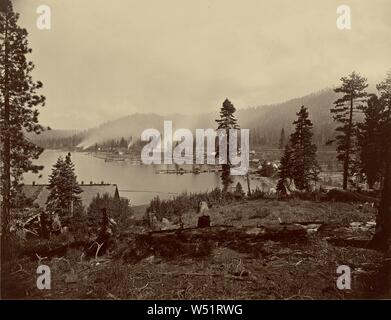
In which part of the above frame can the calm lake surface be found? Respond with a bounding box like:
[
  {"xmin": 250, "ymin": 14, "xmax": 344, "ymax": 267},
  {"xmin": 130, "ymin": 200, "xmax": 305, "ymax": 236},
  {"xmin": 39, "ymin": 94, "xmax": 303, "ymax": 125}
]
[{"xmin": 23, "ymin": 150, "xmax": 226, "ymax": 205}]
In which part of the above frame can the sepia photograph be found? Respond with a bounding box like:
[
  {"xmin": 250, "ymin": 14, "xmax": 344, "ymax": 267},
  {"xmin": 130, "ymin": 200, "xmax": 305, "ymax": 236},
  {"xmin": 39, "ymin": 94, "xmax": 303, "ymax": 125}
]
[{"xmin": 1, "ymin": 0, "xmax": 390, "ymax": 308}]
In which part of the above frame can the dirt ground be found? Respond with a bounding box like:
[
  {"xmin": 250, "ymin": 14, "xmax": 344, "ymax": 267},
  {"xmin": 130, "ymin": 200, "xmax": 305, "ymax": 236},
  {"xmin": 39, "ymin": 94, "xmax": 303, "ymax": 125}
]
[{"xmin": 2, "ymin": 199, "xmax": 390, "ymax": 300}]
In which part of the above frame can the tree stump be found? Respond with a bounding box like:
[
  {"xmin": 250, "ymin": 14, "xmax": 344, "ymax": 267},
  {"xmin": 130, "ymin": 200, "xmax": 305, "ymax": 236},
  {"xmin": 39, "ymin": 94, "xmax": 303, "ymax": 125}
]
[{"xmin": 197, "ymin": 215, "xmax": 211, "ymax": 228}]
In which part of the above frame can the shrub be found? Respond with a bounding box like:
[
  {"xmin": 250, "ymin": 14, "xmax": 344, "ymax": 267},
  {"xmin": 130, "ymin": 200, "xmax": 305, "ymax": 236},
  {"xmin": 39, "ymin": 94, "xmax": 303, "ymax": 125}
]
[
  {"xmin": 257, "ymin": 160, "xmax": 277, "ymax": 177},
  {"xmin": 234, "ymin": 182, "xmax": 245, "ymax": 200},
  {"xmin": 247, "ymin": 187, "xmax": 266, "ymax": 200},
  {"xmin": 146, "ymin": 187, "xmax": 233, "ymax": 219},
  {"xmin": 87, "ymin": 193, "xmax": 132, "ymax": 232}
]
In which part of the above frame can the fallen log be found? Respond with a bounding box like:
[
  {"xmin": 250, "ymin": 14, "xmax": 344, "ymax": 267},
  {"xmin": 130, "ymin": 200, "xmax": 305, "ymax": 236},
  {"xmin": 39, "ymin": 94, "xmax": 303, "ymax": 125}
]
[
  {"xmin": 326, "ymin": 189, "xmax": 379, "ymax": 204},
  {"xmin": 148, "ymin": 224, "xmax": 307, "ymax": 242},
  {"xmin": 327, "ymin": 236, "xmax": 372, "ymax": 249},
  {"xmin": 280, "ymin": 221, "xmax": 325, "ymax": 226},
  {"xmin": 280, "ymin": 221, "xmax": 325, "ymax": 234},
  {"xmin": 121, "ymin": 224, "xmax": 308, "ymax": 261}
]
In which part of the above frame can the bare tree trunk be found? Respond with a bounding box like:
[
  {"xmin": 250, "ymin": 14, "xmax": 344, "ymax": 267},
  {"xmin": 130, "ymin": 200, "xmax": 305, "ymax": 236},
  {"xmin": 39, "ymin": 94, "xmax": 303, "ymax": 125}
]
[
  {"xmin": 246, "ymin": 172, "xmax": 251, "ymax": 196},
  {"xmin": 343, "ymin": 96, "xmax": 354, "ymax": 190}
]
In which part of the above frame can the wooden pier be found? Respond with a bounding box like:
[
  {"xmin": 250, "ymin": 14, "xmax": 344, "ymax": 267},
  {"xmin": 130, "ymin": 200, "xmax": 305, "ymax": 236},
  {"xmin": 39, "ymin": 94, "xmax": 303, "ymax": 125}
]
[{"xmin": 156, "ymin": 167, "xmax": 222, "ymax": 174}]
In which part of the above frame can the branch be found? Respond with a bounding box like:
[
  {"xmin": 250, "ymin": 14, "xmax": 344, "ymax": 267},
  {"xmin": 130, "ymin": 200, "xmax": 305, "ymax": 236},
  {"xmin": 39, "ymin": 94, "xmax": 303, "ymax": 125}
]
[{"xmin": 35, "ymin": 253, "xmax": 47, "ymax": 264}]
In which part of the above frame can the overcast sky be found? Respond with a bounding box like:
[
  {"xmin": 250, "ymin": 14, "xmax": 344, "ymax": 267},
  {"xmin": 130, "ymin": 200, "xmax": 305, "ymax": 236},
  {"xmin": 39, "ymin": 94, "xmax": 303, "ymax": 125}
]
[{"xmin": 14, "ymin": 0, "xmax": 391, "ymax": 129}]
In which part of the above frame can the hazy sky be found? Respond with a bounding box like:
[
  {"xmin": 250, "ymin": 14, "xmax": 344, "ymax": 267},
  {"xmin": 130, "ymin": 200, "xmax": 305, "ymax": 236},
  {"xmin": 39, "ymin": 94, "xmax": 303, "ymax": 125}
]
[{"xmin": 14, "ymin": 0, "xmax": 391, "ymax": 129}]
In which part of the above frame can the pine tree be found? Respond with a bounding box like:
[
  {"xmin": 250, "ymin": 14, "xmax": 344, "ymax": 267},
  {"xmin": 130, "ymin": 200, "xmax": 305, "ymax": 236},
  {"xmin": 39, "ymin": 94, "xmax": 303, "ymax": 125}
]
[
  {"xmin": 119, "ymin": 137, "xmax": 127, "ymax": 148},
  {"xmin": 1, "ymin": 1, "xmax": 46, "ymax": 243},
  {"xmin": 46, "ymin": 157, "xmax": 68, "ymax": 216},
  {"xmin": 377, "ymin": 71, "xmax": 391, "ymax": 175},
  {"xmin": 290, "ymin": 106, "xmax": 319, "ymax": 190},
  {"xmin": 331, "ymin": 71, "xmax": 368, "ymax": 189},
  {"xmin": 279, "ymin": 128, "xmax": 286, "ymax": 149},
  {"xmin": 64, "ymin": 153, "xmax": 82, "ymax": 212},
  {"xmin": 372, "ymin": 113, "xmax": 391, "ymax": 251},
  {"xmin": 277, "ymin": 142, "xmax": 294, "ymax": 193},
  {"xmin": 234, "ymin": 182, "xmax": 245, "ymax": 199},
  {"xmin": 215, "ymin": 99, "xmax": 239, "ymax": 192},
  {"xmin": 277, "ymin": 106, "xmax": 319, "ymax": 192},
  {"xmin": 377, "ymin": 71, "xmax": 391, "ymax": 121},
  {"xmin": 372, "ymin": 71, "xmax": 391, "ymax": 251},
  {"xmin": 46, "ymin": 154, "xmax": 82, "ymax": 218},
  {"xmin": 358, "ymin": 94, "xmax": 385, "ymax": 188}
]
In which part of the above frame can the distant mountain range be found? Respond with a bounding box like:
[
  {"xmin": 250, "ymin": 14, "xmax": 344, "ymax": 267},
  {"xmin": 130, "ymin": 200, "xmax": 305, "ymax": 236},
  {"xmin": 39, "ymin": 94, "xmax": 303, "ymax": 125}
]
[{"xmin": 31, "ymin": 88, "xmax": 340, "ymax": 148}]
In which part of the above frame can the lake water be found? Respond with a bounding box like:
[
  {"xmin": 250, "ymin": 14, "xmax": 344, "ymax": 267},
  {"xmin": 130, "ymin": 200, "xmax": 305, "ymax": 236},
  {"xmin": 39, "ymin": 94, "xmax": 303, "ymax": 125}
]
[{"xmin": 23, "ymin": 150, "xmax": 227, "ymax": 205}]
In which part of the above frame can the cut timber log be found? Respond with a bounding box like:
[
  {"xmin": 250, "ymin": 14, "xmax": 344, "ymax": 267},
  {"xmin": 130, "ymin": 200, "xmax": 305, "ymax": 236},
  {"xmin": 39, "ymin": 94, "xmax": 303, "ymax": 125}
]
[
  {"xmin": 120, "ymin": 224, "xmax": 308, "ymax": 262},
  {"xmin": 326, "ymin": 189, "xmax": 379, "ymax": 204},
  {"xmin": 121, "ymin": 224, "xmax": 308, "ymax": 261},
  {"xmin": 327, "ymin": 236, "xmax": 372, "ymax": 249},
  {"xmin": 281, "ymin": 221, "xmax": 324, "ymax": 226},
  {"xmin": 147, "ymin": 225, "xmax": 308, "ymax": 242}
]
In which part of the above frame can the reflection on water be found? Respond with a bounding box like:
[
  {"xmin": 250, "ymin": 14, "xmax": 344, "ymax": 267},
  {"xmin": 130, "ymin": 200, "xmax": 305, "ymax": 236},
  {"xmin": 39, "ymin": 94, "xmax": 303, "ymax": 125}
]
[{"xmin": 23, "ymin": 150, "xmax": 223, "ymax": 205}]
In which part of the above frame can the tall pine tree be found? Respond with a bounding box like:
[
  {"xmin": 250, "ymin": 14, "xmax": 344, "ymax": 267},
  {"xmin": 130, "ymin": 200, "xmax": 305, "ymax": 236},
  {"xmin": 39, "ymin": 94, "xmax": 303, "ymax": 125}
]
[
  {"xmin": 372, "ymin": 105, "xmax": 391, "ymax": 251},
  {"xmin": 279, "ymin": 128, "xmax": 286, "ymax": 149},
  {"xmin": 277, "ymin": 106, "xmax": 319, "ymax": 192},
  {"xmin": 63, "ymin": 152, "xmax": 82, "ymax": 213},
  {"xmin": 331, "ymin": 71, "xmax": 368, "ymax": 189},
  {"xmin": 216, "ymin": 99, "xmax": 239, "ymax": 192},
  {"xmin": 46, "ymin": 153, "xmax": 82, "ymax": 218},
  {"xmin": 46, "ymin": 157, "xmax": 68, "ymax": 215},
  {"xmin": 377, "ymin": 71, "xmax": 391, "ymax": 121},
  {"xmin": 358, "ymin": 94, "xmax": 385, "ymax": 188},
  {"xmin": 1, "ymin": 1, "xmax": 46, "ymax": 244},
  {"xmin": 372, "ymin": 71, "xmax": 391, "ymax": 251}
]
